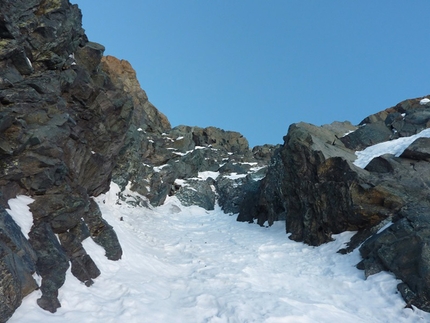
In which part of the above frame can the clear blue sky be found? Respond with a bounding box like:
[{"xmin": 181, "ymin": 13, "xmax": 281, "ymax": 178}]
[{"xmin": 74, "ymin": 1, "xmax": 430, "ymax": 147}]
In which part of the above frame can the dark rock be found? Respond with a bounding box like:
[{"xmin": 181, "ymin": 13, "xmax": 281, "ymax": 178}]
[
  {"xmin": 176, "ymin": 179, "xmax": 216, "ymax": 210},
  {"xmin": 0, "ymin": 207, "xmax": 37, "ymax": 323},
  {"xmin": 364, "ymin": 155, "xmax": 394, "ymax": 173},
  {"xmin": 75, "ymin": 42, "xmax": 105, "ymax": 73},
  {"xmin": 29, "ymin": 221, "xmax": 69, "ymax": 313},
  {"xmin": 358, "ymin": 204, "xmax": 430, "ymax": 311},
  {"xmin": 84, "ymin": 200, "xmax": 122, "ymax": 261},
  {"xmin": 58, "ymin": 227, "xmax": 100, "ymax": 286},
  {"xmin": 108, "ymin": 87, "xmax": 263, "ymax": 207},
  {"xmin": 217, "ymin": 172, "xmax": 264, "ymax": 216},
  {"xmin": 252, "ymin": 144, "xmax": 280, "ymax": 163},
  {"xmin": 0, "ymin": 0, "xmax": 130, "ymax": 314},
  {"xmin": 246, "ymin": 122, "xmax": 361, "ymax": 243},
  {"xmin": 145, "ymin": 164, "xmax": 179, "ymax": 207},
  {"xmin": 340, "ymin": 122, "xmax": 393, "ymax": 151},
  {"xmin": 192, "ymin": 126, "xmax": 250, "ymax": 155},
  {"xmin": 238, "ymin": 153, "xmax": 287, "ymax": 226},
  {"xmin": 400, "ymin": 137, "xmax": 430, "ymax": 161},
  {"xmin": 219, "ymin": 161, "xmax": 250, "ymax": 174},
  {"xmin": 359, "ymin": 96, "xmax": 430, "ymax": 138},
  {"xmin": 338, "ymin": 218, "xmax": 393, "ymax": 254},
  {"xmin": 247, "ymin": 118, "xmax": 430, "ymax": 246},
  {"xmin": 238, "ymin": 101, "xmax": 430, "ymax": 310},
  {"xmin": 11, "ymin": 49, "xmax": 34, "ymax": 75},
  {"xmin": 5, "ymin": 0, "xmax": 430, "ymax": 316},
  {"xmin": 177, "ymin": 148, "xmax": 221, "ymax": 175},
  {"xmin": 30, "ymin": 194, "xmax": 88, "ymax": 233}
]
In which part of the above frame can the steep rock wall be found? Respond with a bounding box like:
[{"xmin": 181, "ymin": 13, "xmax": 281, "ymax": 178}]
[{"xmin": 0, "ymin": 0, "xmax": 127, "ymax": 318}]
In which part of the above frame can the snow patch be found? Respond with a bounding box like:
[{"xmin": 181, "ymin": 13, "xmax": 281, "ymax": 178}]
[
  {"xmin": 26, "ymin": 57, "xmax": 32, "ymax": 68},
  {"xmin": 377, "ymin": 221, "xmax": 393, "ymax": 234},
  {"xmin": 354, "ymin": 128, "xmax": 430, "ymax": 168},
  {"xmin": 198, "ymin": 171, "xmax": 219, "ymax": 180},
  {"xmin": 342, "ymin": 130, "xmax": 355, "ymax": 137},
  {"xmin": 225, "ymin": 172, "xmax": 247, "ymax": 180},
  {"xmin": 6, "ymin": 195, "xmax": 35, "ymax": 239},
  {"xmin": 153, "ymin": 164, "xmax": 169, "ymax": 172},
  {"xmin": 420, "ymin": 98, "xmax": 430, "ymax": 105}
]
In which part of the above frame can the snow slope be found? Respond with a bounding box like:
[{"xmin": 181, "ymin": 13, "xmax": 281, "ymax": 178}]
[{"xmin": 9, "ymin": 183, "xmax": 430, "ymax": 322}]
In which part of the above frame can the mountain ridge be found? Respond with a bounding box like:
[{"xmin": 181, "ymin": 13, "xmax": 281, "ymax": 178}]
[{"xmin": 1, "ymin": 0, "xmax": 430, "ymax": 321}]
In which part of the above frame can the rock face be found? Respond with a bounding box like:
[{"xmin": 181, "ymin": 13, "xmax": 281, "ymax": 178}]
[
  {"xmin": 357, "ymin": 203, "xmax": 430, "ymax": 311},
  {"xmin": 111, "ymin": 118, "xmax": 277, "ymax": 212},
  {"xmin": 0, "ymin": 0, "xmax": 126, "ymax": 319},
  {"xmin": 242, "ymin": 97, "xmax": 430, "ymax": 311},
  {"xmin": 0, "ymin": 1, "xmax": 277, "ymax": 320},
  {"xmin": 3, "ymin": 0, "xmax": 430, "ymax": 319}
]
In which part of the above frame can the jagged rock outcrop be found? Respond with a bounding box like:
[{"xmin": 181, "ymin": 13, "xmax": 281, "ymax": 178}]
[
  {"xmin": 0, "ymin": 0, "xmax": 127, "ymax": 318},
  {"xmin": 3, "ymin": 0, "xmax": 430, "ymax": 318},
  {"xmin": 241, "ymin": 97, "xmax": 430, "ymax": 311},
  {"xmin": 100, "ymin": 75, "xmax": 278, "ymax": 209},
  {"xmin": 357, "ymin": 203, "xmax": 430, "ymax": 311}
]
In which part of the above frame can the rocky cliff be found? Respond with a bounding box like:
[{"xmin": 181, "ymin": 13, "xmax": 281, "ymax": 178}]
[
  {"xmin": 2, "ymin": 0, "xmax": 430, "ymax": 321},
  {"xmin": 0, "ymin": 0, "xmax": 127, "ymax": 319},
  {"xmin": 0, "ymin": 1, "xmax": 275, "ymax": 320},
  {"xmin": 243, "ymin": 98, "xmax": 430, "ymax": 311}
]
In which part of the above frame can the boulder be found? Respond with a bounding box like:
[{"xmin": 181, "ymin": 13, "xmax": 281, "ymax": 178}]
[
  {"xmin": 217, "ymin": 171, "xmax": 264, "ymax": 216},
  {"xmin": 340, "ymin": 122, "xmax": 393, "ymax": 150},
  {"xmin": 357, "ymin": 203, "xmax": 430, "ymax": 311},
  {"xmin": 252, "ymin": 144, "xmax": 280, "ymax": 164},
  {"xmin": 175, "ymin": 178, "xmax": 216, "ymax": 210},
  {"xmin": 191, "ymin": 126, "xmax": 250, "ymax": 155},
  {"xmin": 400, "ymin": 137, "xmax": 430, "ymax": 161}
]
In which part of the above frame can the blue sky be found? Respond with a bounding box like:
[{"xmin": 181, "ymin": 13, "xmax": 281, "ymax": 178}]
[{"xmin": 74, "ymin": 1, "xmax": 430, "ymax": 147}]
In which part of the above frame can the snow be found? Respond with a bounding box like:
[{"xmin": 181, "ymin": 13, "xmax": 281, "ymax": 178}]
[
  {"xmin": 26, "ymin": 57, "xmax": 32, "ymax": 68},
  {"xmin": 197, "ymin": 171, "xmax": 219, "ymax": 180},
  {"xmin": 153, "ymin": 164, "xmax": 169, "ymax": 172},
  {"xmin": 9, "ymin": 188, "xmax": 430, "ymax": 322},
  {"xmin": 377, "ymin": 221, "xmax": 393, "ymax": 234},
  {"xmin": 342, "ymin": 130, "xmax": 355, "ymax": 137},
  {"xmin": 354, "ymin": 128, "xmax": 430, "ymax": 168},
  {"xmin": 6, "ymin": 195, "xmax": 34, "ymax": 239},
  {"xmin": 174, "ymin": 179, "xmax": 188, "ymax": 186},
  {"xmin": 420, "ymin": 98, "xmax": 430, "ymax": 105},
  {"xmin": 224, "ymin": 172, "xmax": 247, "ymax": 180}
]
